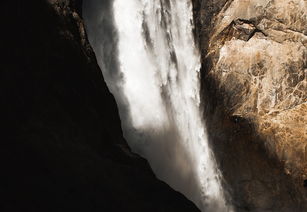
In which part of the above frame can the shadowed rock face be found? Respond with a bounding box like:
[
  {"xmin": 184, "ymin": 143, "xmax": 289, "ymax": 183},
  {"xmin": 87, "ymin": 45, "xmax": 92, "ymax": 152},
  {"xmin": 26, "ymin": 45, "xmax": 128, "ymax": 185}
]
[
  {"xmin": 192, "ymin": 0, "xmax": 306, "ymax": 211},
  {"xmin": 1, "ymin": 1, "xmax": 199, "ymax": 211}
]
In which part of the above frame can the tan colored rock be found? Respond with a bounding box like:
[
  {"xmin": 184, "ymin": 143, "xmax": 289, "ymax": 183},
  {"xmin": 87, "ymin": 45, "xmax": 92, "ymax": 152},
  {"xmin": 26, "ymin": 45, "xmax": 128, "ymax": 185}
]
[
  {"xmin": 193, "ymin": 0, "xmax": 307, "ymax": 210},
  {"xmin": 210, "ymin": 0, "xmax": 307, "ymax": 179},
  {"xmin": 258, "ymin": 102, "xmax": 307, "ymax": 180}
]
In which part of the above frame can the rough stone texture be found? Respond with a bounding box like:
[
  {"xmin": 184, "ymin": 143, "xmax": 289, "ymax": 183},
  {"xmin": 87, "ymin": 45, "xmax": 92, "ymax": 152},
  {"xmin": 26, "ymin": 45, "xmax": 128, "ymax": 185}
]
[
  {"xmin": 1, "ymin": 1, "xmax": 199, "ymax": 211},
  {"xmin": 192, "ymin": 0, "xmax": 306, "ymax": 211}
]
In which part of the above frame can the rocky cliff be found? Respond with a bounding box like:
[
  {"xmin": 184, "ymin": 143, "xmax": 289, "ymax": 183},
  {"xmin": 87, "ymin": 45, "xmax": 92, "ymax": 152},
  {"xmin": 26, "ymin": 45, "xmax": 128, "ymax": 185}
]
[
  {"xmin": 1, "ymin": 1, "xmax": 199, "ymax": 211},
  {"xmin": 192, "ymin": 0, "xmax": 306, "ymax": 211}
]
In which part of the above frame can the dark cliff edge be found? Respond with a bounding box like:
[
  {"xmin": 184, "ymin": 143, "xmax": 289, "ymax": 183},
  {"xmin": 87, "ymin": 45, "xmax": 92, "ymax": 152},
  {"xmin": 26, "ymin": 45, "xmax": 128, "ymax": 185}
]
[
  {"xmin": 192, "ymin": 0, "xmax": 307, "ymax": 211},
  {"xmin": 1, "ymin": 1, "xmax": 199, "ymax": 211}
]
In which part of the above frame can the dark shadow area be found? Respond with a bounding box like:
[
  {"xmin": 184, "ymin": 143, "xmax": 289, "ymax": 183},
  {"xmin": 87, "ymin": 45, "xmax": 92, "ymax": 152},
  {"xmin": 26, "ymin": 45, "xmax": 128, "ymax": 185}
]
[
  {"xmin": 191, "ymin": 1, "xmax": 307, "ymax": 211},
  {"xmin": 199, "ymin": 56, "xmax": 306, "ymax": 211},
  {"xmin": 82, "ymin": 0, "xmax": 133, "ymax": 136},
  {"xmin": 0, "ymin": 1, "xmax": 199, "ymax": 211}
]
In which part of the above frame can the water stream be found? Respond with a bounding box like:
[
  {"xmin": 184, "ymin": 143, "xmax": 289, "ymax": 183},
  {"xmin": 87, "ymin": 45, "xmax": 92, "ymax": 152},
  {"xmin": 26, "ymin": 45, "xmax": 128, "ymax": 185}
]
[{"xmin": 83, "ymin": 1, "xmax": 232, "ymax": 211}]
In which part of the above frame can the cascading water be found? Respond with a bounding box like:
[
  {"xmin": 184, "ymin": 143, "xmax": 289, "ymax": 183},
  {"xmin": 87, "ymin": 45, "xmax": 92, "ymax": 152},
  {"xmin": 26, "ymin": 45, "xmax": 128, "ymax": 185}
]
[{"xmin": 83, "ymin": 0, "xmax": 232, "ymax": 211}]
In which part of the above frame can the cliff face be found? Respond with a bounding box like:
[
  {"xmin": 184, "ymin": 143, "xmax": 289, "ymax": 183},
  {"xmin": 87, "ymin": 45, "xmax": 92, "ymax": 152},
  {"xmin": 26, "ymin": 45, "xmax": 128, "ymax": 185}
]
[
  {"xmin": 192, "ymin": 0, "xmax": 306, "ymax": 211},
  {"xmin": 1, "ymin": 1, "xmax": 199, "ymax": 211}
]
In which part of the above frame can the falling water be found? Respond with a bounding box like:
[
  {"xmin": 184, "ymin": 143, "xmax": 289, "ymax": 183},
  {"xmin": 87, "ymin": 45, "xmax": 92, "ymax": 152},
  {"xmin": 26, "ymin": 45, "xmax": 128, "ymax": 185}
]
[{"xmin": 83, "ymin": 0, "xmax": 232, "ymax": 211}]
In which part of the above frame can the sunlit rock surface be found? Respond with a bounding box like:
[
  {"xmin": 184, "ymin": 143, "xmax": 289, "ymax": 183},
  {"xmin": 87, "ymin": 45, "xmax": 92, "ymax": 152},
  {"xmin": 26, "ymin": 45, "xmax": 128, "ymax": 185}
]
[{"xmin": 192, "ymin": 0, "xmax": 306, "ymax": 211}]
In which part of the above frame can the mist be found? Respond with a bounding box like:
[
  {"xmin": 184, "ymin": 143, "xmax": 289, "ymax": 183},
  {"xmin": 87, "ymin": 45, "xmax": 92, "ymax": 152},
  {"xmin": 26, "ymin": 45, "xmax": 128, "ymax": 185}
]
[{"xmin": 83, "ymin": 0, "xmax": 232, "ymax": 211}]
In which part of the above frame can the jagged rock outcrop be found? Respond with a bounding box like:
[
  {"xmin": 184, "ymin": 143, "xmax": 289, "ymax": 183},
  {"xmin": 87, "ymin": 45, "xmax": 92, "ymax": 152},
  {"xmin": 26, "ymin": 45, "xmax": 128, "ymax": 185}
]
[
  {"xmin": 1, "ymin": 1, "xmax": 199, "ymax": 211},
  {"xmin": 192, "ymin": 0, "xmax": 306, "ymax": 211}
]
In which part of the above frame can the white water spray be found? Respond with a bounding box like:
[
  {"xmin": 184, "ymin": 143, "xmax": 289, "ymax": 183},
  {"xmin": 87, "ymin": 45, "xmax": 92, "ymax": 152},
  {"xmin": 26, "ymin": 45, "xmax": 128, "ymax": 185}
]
[{"xmin": 84, "ymin": 0, "xmax": 231, "ymax": 211}]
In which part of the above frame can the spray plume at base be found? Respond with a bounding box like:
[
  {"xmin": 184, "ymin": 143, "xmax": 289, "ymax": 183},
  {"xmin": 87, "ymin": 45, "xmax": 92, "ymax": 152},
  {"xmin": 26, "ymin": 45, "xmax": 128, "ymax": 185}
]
[{"xmin": 83, "ymin": 0, "xmax": 232, "ymax": 211}]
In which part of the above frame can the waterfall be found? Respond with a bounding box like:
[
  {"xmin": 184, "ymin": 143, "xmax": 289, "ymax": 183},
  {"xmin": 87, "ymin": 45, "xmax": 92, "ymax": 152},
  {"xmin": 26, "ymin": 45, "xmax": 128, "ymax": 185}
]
[{"xmin": 83, "ymin": 0, "xmax": 232, "ymax": 211}]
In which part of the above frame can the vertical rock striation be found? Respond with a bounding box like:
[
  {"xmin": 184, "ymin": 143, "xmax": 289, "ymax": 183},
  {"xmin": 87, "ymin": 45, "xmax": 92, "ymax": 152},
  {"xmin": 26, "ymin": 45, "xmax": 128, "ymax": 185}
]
[{"xmin": 192, "ymin": 0, "xmax": 306, "ymax": 211}]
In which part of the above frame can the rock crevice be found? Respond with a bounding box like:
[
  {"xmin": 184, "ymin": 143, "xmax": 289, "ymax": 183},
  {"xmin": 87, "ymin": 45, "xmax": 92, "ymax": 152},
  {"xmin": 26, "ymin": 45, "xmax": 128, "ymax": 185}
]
[{"xmin": 192, "ymin": 0, "xmax": 306, "ymax": 211}]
